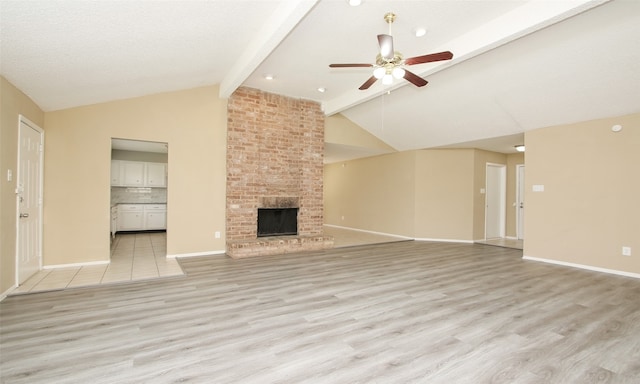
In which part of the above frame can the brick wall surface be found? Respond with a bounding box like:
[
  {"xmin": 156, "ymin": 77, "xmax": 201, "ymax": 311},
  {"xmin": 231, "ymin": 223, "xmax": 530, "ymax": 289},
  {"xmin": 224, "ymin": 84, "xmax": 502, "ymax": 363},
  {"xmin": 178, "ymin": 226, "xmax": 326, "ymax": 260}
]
[{"xmin": 226, "ymin": 87, "xmax": 327, "ymax": 255}]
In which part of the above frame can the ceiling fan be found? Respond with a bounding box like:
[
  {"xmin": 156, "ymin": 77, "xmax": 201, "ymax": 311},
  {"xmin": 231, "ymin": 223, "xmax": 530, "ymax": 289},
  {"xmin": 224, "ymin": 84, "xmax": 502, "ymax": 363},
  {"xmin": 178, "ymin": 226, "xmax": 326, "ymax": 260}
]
[{"xmin": 329, "ymin": 12, "xmax": 453, "ymax": 90}]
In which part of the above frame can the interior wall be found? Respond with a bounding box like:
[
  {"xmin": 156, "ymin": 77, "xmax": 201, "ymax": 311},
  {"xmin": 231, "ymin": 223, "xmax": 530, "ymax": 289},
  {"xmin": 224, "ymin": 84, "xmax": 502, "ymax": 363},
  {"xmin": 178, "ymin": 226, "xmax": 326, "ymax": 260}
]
[
  {"xmin": 325, "ymin": 114, "xmax": 396, "ymax": 151},
  {"xmin": 524, "ymin": 112, "xmax": 640, "ymax": 275},
  {"xmin": 43, "ymin": 85, "xmax": 227, "ymax": 265},
  {"xmin": 414, "ymin": 149, "xmax": 475, "ymax": 241},
  {"xmin": 324, "ymin": 151, "xmax": 416, "ymax": 236},
  {"xmin": 325, "ymin": 147, "xmax": 517, "ymax": 242},
  {"xmin": 0, "ymin": 76, "xmax": 45, "ymax": 294}
]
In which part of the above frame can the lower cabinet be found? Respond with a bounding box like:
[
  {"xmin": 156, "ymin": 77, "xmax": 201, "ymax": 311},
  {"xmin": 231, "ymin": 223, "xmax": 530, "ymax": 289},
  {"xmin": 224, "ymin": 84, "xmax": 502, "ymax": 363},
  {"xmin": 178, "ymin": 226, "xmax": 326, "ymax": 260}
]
[
  {"xmin": 144, "ymin": 205, "xmax": 167, "ymax": 230},
  {"xmin": 117, "ymin": 204, "xmax": 166, "ymax": 232}
]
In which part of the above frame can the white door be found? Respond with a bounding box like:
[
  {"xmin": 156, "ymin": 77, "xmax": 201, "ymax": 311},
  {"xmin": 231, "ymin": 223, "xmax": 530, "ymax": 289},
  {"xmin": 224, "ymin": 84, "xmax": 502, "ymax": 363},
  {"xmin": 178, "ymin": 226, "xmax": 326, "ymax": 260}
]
[
  {"xmin": 16, "ymin": 117, "xmax": 44, "ymax": 284},
  {"xmin": 516, "ymin": 164, "xmax": 525, "ymax": 240},
  {"xmin": 485, "ymin": 163, "xmax": 506, "ymax": 239}
]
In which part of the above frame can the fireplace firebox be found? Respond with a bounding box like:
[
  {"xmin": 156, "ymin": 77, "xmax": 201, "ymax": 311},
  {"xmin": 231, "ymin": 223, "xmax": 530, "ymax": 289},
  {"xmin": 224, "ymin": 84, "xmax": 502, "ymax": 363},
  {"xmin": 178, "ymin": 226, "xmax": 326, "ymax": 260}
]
[{"xmin": 257, "ymin": 208, "xmax": 298, "ymax": 237}]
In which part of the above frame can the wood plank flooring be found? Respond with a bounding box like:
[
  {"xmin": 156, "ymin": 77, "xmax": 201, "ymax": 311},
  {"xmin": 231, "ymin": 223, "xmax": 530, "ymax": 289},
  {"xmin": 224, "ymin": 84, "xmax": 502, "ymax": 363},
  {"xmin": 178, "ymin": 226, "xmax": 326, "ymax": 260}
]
[{"xmin": 2, "ymin": 241, "xmax": 640, "ymax": 383}]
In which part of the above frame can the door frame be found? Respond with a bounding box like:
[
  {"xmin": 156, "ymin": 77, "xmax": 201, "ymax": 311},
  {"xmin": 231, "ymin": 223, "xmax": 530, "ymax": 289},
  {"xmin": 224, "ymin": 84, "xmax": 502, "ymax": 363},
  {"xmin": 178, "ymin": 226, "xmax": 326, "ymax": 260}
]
[
  {"xmin": 484, "ymin": 162, "xmax": 506, "ymax": 240},
  {"xmin": 16, "ymin": 115, "xmax": 44, "ymax": 285},
  {"xmin": 516, "ymin": 164, "xmax": 525, "ymax": 240}
]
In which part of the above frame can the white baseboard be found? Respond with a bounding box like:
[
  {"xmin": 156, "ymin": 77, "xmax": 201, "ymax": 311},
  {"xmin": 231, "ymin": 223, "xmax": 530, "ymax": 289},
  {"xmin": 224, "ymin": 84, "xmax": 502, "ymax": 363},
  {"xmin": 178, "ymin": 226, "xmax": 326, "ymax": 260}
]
[
  {"xmin": 0, "ymin": 285, "xmax": 18, "ymax": 302},
  {"xmin": 415, "ymin": 238, "xmax": 474, "ymax": 244},
  {"xmin": 168, "ymin": 250, "xmax": 226, "ymax": 258},
  {"xmin": 323, "ymin": 224, "xmax": 412, "ymax": 240},
  {"xmin": 523, "ymin": 255, "xmax": 640, "ymax": 280},
  {"xmin": 43, "ymin": 260, "xmax": 110, "ymax": 269}
]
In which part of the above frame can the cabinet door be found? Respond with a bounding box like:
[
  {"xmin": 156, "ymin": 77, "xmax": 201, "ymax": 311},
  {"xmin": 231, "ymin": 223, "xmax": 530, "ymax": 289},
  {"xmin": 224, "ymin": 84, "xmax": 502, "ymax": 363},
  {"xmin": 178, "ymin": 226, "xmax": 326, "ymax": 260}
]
[
  {"xmin": 145, "ymin": 210, "xmax": 167, "ymax": 230},
  {"xmin": 110, "ymin": 160, "xmax": 122, "ymax": 186},
  {"xmin": 121, "ymin": 161, "xmax": 145, "ymax": 186},
  {"xmin": 146, "ymin": 163, "xmax": 167, "ymax": 187},
  {"xmin": 117, "ymin": 208, "xmax": 144, "ymax": 231},
  {"xmin": 110, "ymin": 207, "xmax": 118, "ymax": 237}
]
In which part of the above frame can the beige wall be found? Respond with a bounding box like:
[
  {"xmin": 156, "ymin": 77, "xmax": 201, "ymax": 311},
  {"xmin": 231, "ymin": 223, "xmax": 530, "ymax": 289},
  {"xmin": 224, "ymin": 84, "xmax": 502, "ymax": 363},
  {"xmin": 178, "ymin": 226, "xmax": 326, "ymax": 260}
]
[
  {"xmin": 43, "ymin": 86, "xmax": 227, "ymax": 265},
  {"xmin": 324, "ymin": 151, "xmax": 416, "ymax": 236},
  {"xmin": 0, "ymin": 76, "xmax": 45, "ymax": 293},
  {"xmin": 524, "ymin": 113, "xmax": 640, "ymax": 275},
  {"xmin": 414, "ymin": 149, "xmax": 475, "ymax": 240},
  {"xmin": 324, "ymin": 147, "xmax": 514, "ymax": 242},
  {"xmin": 325, "ymin": 114, "xmax": 395, "ymax": 151}
]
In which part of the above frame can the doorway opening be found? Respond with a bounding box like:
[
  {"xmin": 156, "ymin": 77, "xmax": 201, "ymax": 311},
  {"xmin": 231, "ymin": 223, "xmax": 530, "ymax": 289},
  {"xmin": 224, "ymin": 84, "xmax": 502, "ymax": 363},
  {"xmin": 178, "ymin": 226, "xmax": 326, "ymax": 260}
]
[
  {"xmin": 485, "ymin": 163, "xmax": 506, "ymax": 240},
  {"xmin": 110, "ymin": 139, "xmax": 168, "ymax": 262}
]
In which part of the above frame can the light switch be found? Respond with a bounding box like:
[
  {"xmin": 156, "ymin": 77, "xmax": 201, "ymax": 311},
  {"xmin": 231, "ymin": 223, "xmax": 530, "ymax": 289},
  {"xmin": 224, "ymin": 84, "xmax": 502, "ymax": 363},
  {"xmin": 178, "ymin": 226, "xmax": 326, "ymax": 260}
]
[
  {"xmin": 480, "ymin": 188, "xmax": 486, "ymax": 194},
  {"xmin": 7, "ymin": 169, "xmax": 12, "ymax": 181},
  {"xmin": 533, "ymin": 184, "xmax": 545, "ymax": 192}
]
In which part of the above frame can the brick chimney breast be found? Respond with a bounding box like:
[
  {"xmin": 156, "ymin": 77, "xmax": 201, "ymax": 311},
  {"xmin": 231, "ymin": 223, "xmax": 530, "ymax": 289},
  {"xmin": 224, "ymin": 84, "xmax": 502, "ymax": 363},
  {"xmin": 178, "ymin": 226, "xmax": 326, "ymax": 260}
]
[{"xmin": 226, "ymin": 87, "xmax": 333, "ymax": 258}]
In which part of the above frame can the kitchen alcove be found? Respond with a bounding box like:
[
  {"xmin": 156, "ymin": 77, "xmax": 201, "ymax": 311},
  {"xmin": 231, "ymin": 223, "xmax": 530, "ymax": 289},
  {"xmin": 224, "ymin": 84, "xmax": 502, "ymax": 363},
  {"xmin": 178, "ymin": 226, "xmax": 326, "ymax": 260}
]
[{"xmin": 110, "ymin": 138, "xmax": 168, "ymax": 260}]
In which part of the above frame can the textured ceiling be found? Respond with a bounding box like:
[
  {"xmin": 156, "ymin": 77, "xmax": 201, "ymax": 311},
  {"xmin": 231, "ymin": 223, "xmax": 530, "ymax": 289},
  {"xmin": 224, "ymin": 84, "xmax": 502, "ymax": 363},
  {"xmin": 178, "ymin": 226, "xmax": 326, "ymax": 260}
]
[{"xmin": 1, "ymin": 0, "xmax": 638, "ymax": 161}]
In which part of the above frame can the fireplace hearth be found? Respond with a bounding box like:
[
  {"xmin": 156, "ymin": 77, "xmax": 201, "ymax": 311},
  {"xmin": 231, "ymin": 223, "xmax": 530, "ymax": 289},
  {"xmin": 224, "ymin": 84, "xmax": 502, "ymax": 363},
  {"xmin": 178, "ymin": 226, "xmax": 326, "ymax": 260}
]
[{"xmin": 257, "ymin": 208, "xmax": 298, "ymax": 237}]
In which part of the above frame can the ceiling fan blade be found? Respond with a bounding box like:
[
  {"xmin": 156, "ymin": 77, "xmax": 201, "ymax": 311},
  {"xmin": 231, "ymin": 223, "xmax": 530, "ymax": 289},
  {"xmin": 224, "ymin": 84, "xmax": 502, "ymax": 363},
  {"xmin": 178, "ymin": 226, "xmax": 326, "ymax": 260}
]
[
  {"xmin": 359, "ymin": 76, "xmax": 378, "ymax": 90},
  {"xmin": 378, "ymin": 34, "xmax": 394, "ymax": 61},
  {"xmin": 404, "ymin": 51, "xmax": 453, "ymax": 66},
  {"xmin": 329, "ymin": 63, "xmax": 373, "ymax": 68},
  {"xmin": 403, "ymin": 70, "xmax": 428, "ymax": 87}
]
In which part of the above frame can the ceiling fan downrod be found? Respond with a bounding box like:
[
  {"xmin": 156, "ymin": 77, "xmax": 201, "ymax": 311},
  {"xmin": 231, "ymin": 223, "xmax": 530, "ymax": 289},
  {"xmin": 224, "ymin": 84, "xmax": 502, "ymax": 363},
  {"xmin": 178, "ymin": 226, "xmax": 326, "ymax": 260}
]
[{"xmin": 384, "ymin": 12, "xmax": 396, "ymax": 33}]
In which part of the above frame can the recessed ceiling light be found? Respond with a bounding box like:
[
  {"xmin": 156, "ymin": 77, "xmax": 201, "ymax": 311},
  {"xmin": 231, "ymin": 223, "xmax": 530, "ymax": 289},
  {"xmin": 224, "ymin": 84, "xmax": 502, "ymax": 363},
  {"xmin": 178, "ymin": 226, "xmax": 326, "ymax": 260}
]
[
  {"xmin": 515, "ymin": 145, "xmax": 525, "ymax": 152},
  {"xmin": 414, "ymin": 27, "xmax": 427, "ymax": 37},
  {"xmin": 317, "ymin": 87, "xmax": 326, "ymax": 93},
  {"xmin": 264, "ymin": 74, "xmax": 274, "ymax": 80},
  {"xmin": 348, "ymin": 0, "xmax": 362, "ymax": 6}
]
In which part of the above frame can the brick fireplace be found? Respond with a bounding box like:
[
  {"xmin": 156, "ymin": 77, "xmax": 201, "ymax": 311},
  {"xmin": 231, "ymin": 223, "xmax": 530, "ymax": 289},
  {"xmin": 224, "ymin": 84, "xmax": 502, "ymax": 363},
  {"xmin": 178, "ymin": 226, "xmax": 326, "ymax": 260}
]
[{"xmin": 226, "ymin": 87, "xmax": 333, "ymax": 258}]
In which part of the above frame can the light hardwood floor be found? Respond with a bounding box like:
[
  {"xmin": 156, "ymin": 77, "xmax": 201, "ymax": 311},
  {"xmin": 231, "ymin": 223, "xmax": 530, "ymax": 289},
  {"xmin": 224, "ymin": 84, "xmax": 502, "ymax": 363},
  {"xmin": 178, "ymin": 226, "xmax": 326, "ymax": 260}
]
[
  {"xmin": 11, "ymin": 227, "xmax": 401, "ymax": 294},
  {"xmin": 2, "ymin": 240, "xmax": 640, "ymax": 383}
]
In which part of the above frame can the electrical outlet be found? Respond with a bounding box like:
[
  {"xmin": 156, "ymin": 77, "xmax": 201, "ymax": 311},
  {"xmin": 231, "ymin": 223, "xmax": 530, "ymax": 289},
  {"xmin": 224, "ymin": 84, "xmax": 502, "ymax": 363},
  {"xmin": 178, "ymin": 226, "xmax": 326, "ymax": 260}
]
[
  {"xmin": 215, "ymin": 231, "xmax": 221, "ymax": 239},
  {"xmin": 622, "ymin": 246, "xmax": 631, "ymax": 256}
]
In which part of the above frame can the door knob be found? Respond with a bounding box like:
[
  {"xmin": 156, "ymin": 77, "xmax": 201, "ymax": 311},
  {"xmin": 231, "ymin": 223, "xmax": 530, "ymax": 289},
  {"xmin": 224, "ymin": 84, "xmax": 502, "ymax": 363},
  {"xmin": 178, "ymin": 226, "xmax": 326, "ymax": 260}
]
[{"xmin": 19, "ymin": 213, "xmax": 29, "ymax": 218}]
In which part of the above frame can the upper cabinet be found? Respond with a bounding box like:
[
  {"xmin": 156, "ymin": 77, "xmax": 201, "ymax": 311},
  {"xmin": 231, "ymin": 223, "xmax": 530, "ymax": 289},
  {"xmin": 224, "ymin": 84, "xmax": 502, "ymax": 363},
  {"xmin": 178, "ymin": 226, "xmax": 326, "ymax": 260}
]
[
  {"xmin": 145, "ymin": 162, "xmax": 167, "ymax": 187},
  {"xmin": 111, "ymin": 160, "xmax": 167, "ymax": 188},
  {"xmin": 122, "ymin": 161, "xmax": 146, "ymax": 186}
]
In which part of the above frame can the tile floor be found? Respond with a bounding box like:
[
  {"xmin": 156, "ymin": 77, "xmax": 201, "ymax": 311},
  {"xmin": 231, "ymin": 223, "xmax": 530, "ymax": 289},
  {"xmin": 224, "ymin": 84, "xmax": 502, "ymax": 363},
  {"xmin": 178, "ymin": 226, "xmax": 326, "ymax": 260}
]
[{"xmin": 12, "ymin": 231, "xmax": 183, "ymax": 295}]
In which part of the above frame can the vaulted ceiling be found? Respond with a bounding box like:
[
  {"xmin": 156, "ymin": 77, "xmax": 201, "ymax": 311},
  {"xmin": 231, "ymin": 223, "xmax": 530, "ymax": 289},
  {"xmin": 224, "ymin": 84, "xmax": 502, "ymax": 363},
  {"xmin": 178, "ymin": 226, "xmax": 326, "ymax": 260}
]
[{"xmin": 1, "ymin": 0, "xmax": 638, "ymax": 161}]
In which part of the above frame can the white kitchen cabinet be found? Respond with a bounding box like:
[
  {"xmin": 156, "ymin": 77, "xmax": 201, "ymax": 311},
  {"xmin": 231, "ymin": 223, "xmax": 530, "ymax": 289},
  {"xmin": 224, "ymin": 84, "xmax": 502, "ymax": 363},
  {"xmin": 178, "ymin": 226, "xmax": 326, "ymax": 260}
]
[
  {"xmin": 145, "ymin": 163, "xmax": 167, "ymax": 187},
  {"xmin": 110, "ymin": 161, "xmax": 167, "ymax": 187},
  {"xmin": 111, "ymin": 206, "xmax": 118, "ymax": 238},
  {"xmin": 117, "ymin": 204, "xmax": 144, "ymax": 230},
  {"xmin": 116, "ymin": 204, "xmax": 166, "ymax": 232},
  {"xmin": 121, "ymin": 161, "xmax": 145, "ymax": 187},
  {"xmin": 110, "ymin": 160, "xmax": 121, "ymax": 186},
  {"xmin": 144, "ymin": 204, "xmax": 167, "ymax": 230}
]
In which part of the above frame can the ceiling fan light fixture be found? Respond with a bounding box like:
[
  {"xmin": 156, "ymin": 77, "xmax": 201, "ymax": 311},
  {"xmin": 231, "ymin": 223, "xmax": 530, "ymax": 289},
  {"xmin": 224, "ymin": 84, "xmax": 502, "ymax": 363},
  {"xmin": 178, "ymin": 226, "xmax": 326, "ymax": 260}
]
[
  {"xmin": 382, "ymin": 73, "xmax": 393, "ymax": 85},
  {"xmin": 392, "ymin": 67, "xmax": 405, "ymax": 79},
  {"xmin": 373, "ymin": 67, "xmax": 386, "ymax": 79},
  {"xmin": 348, "ymin": 0, "xmax": 362, "ymax": 6}
]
